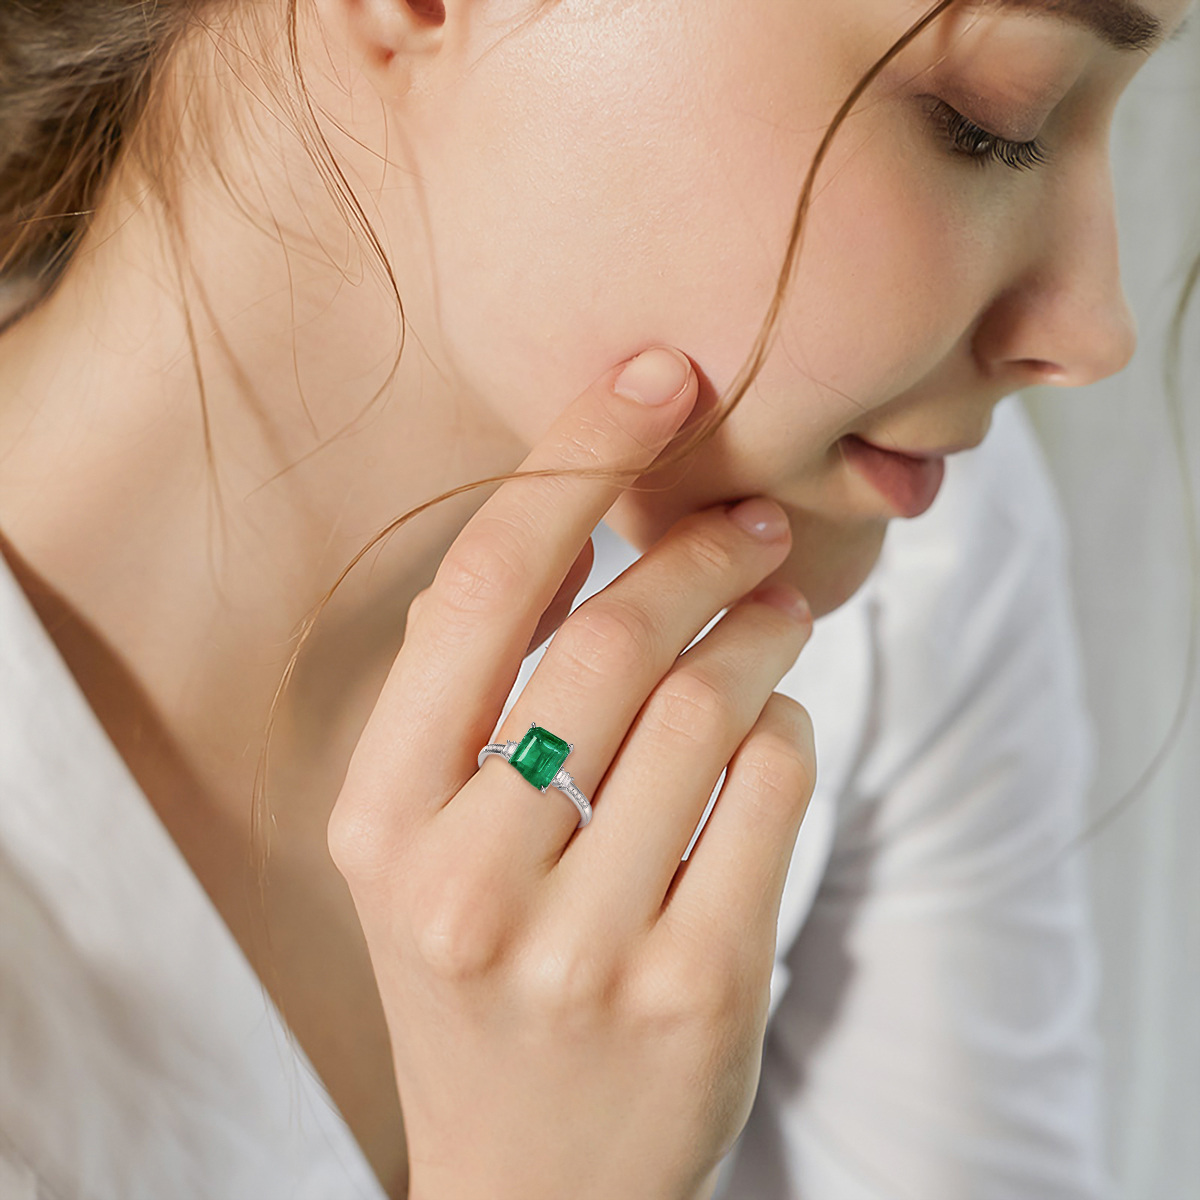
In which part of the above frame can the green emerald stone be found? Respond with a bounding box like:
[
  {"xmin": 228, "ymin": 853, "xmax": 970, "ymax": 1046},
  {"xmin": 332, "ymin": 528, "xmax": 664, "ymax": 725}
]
[{"xmin": 510, "ymin": 725, "xmax": 572, "ymax": 791}]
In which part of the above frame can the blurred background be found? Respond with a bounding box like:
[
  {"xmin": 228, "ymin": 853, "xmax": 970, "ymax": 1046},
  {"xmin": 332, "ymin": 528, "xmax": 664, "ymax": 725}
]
[
  {"xmin": 0, "ymin": 15, "xmax": 1196, "ymax": 1200},
  {"xmin": 1020, "ymin": 17, "xmax": 1200, "ymax": 1199}
]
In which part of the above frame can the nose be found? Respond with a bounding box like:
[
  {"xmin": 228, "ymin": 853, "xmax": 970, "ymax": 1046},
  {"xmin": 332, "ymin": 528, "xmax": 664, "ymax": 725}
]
[{"xmin": 972, "ymin": 141, "xmax": 1138, "ymax": 390}]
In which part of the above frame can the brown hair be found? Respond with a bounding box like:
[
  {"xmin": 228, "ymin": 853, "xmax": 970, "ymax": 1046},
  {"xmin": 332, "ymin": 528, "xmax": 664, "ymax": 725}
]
[{"xmin": 1, "ymin": 0, "xmax": 1197, "ymax": 1170}]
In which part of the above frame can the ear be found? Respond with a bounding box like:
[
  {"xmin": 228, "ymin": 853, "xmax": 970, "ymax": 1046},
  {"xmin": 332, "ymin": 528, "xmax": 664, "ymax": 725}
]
[{"xmin": 319, "ymin": 0, "xmax": 451, "ymax": 101}]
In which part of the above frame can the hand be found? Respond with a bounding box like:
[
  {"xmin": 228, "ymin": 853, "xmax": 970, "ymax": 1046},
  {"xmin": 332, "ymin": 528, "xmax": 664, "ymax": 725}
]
[{"xmin": 329, "ymin": 346, "xmax": 817, "ymax": 1200}]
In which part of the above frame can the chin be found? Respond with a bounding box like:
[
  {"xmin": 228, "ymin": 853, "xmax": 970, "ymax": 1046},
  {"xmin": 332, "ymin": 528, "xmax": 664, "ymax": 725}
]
[{"xmin": 757, "ymin": 515, "xmax": 888, "ymax": 620}]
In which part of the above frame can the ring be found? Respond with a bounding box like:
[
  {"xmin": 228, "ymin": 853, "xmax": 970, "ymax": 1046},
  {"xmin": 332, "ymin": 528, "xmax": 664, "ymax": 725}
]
[{"xmin": 477, "ymin": 721, "xmax": 593, "ymax": 828}]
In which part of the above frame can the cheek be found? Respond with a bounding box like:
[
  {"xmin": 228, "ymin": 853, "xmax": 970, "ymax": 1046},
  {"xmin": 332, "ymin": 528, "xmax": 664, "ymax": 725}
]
[
  {"xmin": 762, "ymin": 150, "xmax": 985, "ymax": 417},
  {"xmin": 678, "ymin": 144, "xmax": 989, "ymax": 489},
  {"xmin": 405, "ymin": 3, "xmax": 840, "ymax": 442},
  {"xmin": 406, "ymin": 1, "xmax": 991, "ymax": 478}
]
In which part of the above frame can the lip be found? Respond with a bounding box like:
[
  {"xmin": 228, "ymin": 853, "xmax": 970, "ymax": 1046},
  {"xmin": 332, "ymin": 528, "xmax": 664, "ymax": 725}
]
[
  {"xmin": 881, "ymin": 436, "xmax": 986, "ymax": 459},
  {"xmin": 840, "ymin": 435, "xmax": 946, "ymax": 518}
]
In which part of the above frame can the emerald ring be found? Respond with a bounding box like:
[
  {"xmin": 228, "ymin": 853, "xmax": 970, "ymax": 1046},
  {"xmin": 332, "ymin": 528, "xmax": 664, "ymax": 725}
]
[{"xmin": 477, "ymin": 721, "xmax": 592, "ymax": 828}]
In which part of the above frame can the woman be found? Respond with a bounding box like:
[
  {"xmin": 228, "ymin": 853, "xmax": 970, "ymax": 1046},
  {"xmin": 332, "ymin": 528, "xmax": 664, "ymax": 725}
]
[{"xmin": 0, "ymin": 0, "xmax": 1191, "ymax": 1197}]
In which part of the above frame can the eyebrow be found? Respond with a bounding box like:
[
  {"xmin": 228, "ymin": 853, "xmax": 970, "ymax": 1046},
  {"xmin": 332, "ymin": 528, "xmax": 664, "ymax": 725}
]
[{"xmin": 969, "ymin": 0, "xmax": 1167, "ymax": 53}]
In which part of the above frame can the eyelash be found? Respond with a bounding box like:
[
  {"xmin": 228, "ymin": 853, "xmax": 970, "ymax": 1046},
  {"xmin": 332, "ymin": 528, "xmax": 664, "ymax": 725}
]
[{"xmin": 929, "ymin": 99, "xmax": 1051, "ymax": 172}]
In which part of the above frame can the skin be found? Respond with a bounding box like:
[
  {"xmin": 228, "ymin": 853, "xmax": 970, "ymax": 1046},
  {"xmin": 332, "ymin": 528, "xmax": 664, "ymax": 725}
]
[
  {"xmin": 0, "ymin": 0, "xmax": 1192, "ymax": 745},
  {"xmin": 3, "ymin": 0, "xmax": 1193, "ymax": 659},
  {"xmin": 0, "ymin": 0, "xmax": 1190, "ymax": 1194}
]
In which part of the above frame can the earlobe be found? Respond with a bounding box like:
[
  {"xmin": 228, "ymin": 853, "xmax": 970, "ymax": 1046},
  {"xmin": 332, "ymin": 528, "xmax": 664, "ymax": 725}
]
[{"xmin": 322, "ymin": 0, "xmax": 449, "ymax": 100}]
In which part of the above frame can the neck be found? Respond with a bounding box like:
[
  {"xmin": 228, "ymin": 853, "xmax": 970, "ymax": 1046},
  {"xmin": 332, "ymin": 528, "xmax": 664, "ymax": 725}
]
[{"xmin": 0, "ymin": 17, "xmax": 525, "ymax": 831}]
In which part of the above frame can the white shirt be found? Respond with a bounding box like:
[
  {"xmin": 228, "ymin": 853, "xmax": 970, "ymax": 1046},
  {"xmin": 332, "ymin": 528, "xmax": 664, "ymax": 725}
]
[{"xmin": 0, "ymin": 396, "xmax": 1113, "ymax": 1199}]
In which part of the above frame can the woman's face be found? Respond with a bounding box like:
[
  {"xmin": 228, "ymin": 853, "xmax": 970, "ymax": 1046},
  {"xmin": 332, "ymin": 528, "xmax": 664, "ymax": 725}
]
[{"xmin": 364, "ymin": 0, "xmax": 1190, "ymax": 616}]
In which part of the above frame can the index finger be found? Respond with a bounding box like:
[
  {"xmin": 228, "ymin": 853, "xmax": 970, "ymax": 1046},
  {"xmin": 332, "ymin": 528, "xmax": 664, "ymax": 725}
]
[{"xmin": 349, "ymin": 346, "xmax": 698, "ymax": 820}]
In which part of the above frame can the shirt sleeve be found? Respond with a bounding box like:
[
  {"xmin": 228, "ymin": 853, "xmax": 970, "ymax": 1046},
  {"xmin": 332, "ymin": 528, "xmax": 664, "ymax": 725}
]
[{"xmin": 714, "ymin": 398, "xmax": 1116, "ymax": 1199}]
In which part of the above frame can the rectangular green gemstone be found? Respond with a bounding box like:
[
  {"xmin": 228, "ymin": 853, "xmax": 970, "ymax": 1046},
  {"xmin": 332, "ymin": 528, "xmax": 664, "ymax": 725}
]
[{"xmin": 510, "ymin": 725, "xmax": 572, "ymax": 791}]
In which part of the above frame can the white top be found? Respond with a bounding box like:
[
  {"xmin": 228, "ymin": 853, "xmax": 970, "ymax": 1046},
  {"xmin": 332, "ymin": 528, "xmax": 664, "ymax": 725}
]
[{"xmin": 0, "ymin": 396, "xmax": 1114, "ymax": 1199}]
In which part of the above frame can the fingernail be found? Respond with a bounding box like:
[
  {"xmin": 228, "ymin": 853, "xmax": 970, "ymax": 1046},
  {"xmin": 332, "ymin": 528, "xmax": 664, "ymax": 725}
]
[
  {"xmin": 727, "ymin": 496, "xmax": 790, "ymax": 540},
  {"xmin": 752, "ymin": 584, "xmax": 812, "ymax": 624},
  {"xmin": 613, "ymin": 347, "xmax": 693, "ymax": 406}
]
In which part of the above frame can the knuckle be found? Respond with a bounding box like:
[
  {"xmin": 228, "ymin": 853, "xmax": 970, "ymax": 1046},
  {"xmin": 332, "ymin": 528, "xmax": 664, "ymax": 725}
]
[
  {"xmin": 414, "ymin": 921, "xmax": 497, "ymax": 983},
  {"xmin": 634, "ymin": 948, "xmax": 740, "ymax": 1028},
  {"xmin": 646, "ymin": 669, "xmax": 732, "ymax": 742},
  {"xmin": 326, "ymin": 797, "xmax": 384, "ymax": 883},
  {"xmin": 524, "ymin": 940, "xmax": 620, "ymax": 1019},
  {"xmin": 575, "ymin": 402, "xmax": 661, "ymax": 457},
  {"xmin": 739, "ymin": 725, "xmax": 814, "ymax": 804},
  {"xmin": 432, "ymin": 525, "xmax": 529, "ymax": 620},
  {"xmin": 557, "ymin": 414, "xmax": 623, "ymax": 465},
  {"xmin": 683, "ymin": 523, "xmax": 741, "ymax": 578},
  {"xmin": 403, "ymin": 583, "xmax": 434, "ymax": 632},
  {"xmin": 777, "ymin": 693, "xmax": 816, "ymax": 757},
  {"xmin": 766, "ymin": 693, "xmax": 817, "ymax": 776},
  {"xmin": 411, "ymin": 876, "xmax": 508, "ymax": 982},
  {"xmin": 554, "ymin": 598, "xmax": 661, "ymax": 686}
]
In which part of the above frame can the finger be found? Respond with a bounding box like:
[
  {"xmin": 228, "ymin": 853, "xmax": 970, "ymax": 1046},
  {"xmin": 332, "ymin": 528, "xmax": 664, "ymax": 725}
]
[
  {"xmin": 659, "ymin": 688, "xmax": 817, "ymax": 967},
  {"xmin": 525, "ymin": 536, "xmax": 595, "ymax": 659},
  {"xmin": 443, "ymin": 497, "xmax": 795, "ymax": 881},
  {"xmin": 557, "ymin": 585, "xmax": 813, "ymax": 929},
  {"xmin": 344, "ymin": 347, "xmax": 697, "ymax": 832}
]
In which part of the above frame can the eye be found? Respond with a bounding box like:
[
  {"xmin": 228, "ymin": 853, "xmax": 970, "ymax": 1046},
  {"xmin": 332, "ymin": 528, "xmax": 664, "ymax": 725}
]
[{"xmin": 927, "ymin": 98, "xmax": 1050, "ymax": 172}]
